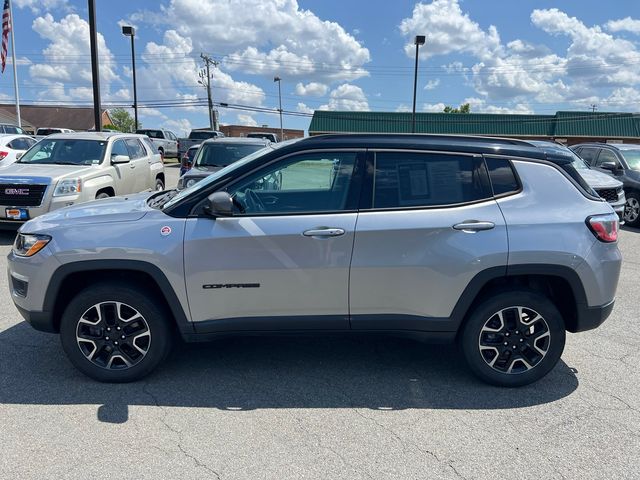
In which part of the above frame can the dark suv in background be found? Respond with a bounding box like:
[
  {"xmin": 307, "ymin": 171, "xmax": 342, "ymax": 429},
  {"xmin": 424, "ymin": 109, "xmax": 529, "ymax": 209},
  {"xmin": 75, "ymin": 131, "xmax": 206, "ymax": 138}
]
[{"xmin": 571, "ymin": 143, "xmax": 640, "ymax": 226}]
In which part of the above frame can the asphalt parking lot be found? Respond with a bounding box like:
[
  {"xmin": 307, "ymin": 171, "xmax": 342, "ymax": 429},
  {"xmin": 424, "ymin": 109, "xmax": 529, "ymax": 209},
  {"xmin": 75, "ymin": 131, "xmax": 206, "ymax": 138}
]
[{"xmin": 0, "ymin": 170, "xmax": 638, "ymax": 479}]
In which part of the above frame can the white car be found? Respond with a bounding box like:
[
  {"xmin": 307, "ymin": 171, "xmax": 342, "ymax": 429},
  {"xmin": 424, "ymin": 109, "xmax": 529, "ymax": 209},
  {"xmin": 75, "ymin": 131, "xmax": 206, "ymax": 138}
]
[{"xmin": 0, "ymin": 134, "xmax": 38, "ymax": 168}]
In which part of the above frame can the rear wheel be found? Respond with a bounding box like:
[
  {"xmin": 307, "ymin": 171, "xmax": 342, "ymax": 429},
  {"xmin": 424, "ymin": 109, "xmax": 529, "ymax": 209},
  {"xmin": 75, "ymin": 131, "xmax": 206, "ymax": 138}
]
[
  {"xmin": 158, "ymin": 148, "xmax": 165, "ymax": 161},
  {"xmin": 60, "ymin": 282, "xmax": 173, "ymax": 382},
  {"xmin": 624, "ymin": 192, "xmax": 640, "ymax": 227},
  {"xmin": 460, "ymin": 290, "xmax": 565, "ymax": 387}
]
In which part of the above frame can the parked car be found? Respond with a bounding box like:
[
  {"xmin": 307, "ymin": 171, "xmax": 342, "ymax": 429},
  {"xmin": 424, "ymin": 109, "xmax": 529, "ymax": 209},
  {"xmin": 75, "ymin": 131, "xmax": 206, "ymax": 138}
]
[
  {"xmin": 0, "ymin": 123, "xmax": 26, "ymax": 134},
  {"xmin": 177, "ymin": 137, "xmax": 270, "ymax": 190},
  {"xmin": 136, "ymin": 129, "xmax": 178, "ymax": 158},
  {"xmin": 527, "ymin": 141, "xmax": 625, "ymax": 220},
  {"xmin": 571, "ymin": 143, "xmax": 640, "ymax": 227},
  {"xmin": 177, "ymin": 129, "xmax": 225, "ymax": 157},
  {"xmin": 36, "ymin": 128, "xmax": 75, "ymax": 136},
  {"xmin": 247, "ymin": 132, "xmax": 279, "ymax": 142},
  {"xmin": 0, "ymin": 134, "xmax": 38, "ymax": 168},
  {"xmin": 0, "ymin": 132, "xmax": 164, "ymax": 226},
  {"xmin": 180, "ymin": 144, "xmax": 200, "ymax": 176},
  {"xmin": 9, "ymin": 134, "xmax": 621, "ymax": 386}
]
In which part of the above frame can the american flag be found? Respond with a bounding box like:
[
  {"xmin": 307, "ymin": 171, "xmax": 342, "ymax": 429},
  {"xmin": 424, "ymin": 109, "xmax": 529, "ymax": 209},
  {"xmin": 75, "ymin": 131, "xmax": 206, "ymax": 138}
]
[{"xmin": 1, "ymin": 0, "xmax": 10, "ymax": 73}]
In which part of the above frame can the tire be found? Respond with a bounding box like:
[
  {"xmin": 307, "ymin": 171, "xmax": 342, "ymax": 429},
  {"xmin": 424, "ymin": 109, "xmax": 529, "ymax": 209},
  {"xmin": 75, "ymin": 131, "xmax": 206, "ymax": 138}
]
[
  {"xmin": 59, "ymin": 281, "xmax": 173, "ymax": 382},
  {"xmin": 158, "ymin": 148, "xmax": 165, "ymax": 161},
  {"xmin": 460, "ymin": 290, "xmax": 566, "ymax": 387},
  {"xmin": 624, "ymin": 192, "xmax": 640, "ymax": 227},
  {"xmin": 155, "ymin": 177, "xmax": 165, "ymax": 191},
  {"xmin": 96, "ymin": 192, "xmax": 111, "ymax": 200}
]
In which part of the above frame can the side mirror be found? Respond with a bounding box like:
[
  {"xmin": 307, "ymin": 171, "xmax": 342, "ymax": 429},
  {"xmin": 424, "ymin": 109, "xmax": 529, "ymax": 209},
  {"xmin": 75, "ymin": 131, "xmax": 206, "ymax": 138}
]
[
  {"xmin": 112, "ymin": 154, "xmax": 130, "ymax": 164},
  {"xmin": 204, "ymin": 191, "xmax": 234, "ymax": 217},
  {"xmin": 600, "ymin": 161, "xmax": 619, "ymax": 171}
]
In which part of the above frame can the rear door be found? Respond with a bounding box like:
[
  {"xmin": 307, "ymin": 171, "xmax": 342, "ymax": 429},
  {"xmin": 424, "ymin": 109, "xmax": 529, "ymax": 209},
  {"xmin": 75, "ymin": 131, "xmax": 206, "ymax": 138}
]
[
  {"xmin": 349, "ymin": 150, "xmax": 508, "ymax": 331},
  {"xmin": 183, "ymin": 149, "xmax": 364, "ymax": 330},
  {"xmin": 125, "ymin": 138, "xmax": 151, "ymax": 192}
]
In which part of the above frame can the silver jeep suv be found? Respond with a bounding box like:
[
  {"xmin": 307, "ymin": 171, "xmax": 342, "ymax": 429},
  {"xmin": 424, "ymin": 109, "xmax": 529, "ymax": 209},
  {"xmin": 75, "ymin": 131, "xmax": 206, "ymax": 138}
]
[{"xmin": 8, "ymin": 134, "xmax": 621, "ymax": 386}]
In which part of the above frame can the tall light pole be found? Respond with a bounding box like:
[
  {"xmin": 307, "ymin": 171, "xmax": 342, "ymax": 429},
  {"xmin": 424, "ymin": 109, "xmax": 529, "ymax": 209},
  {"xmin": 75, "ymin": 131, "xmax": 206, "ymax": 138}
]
[
  {"xmin": 88, "ymin": 0, "xmax": 102, "ymax": 131},
  {"xmin": 122, "ymin": 25, "xmax": 138, "ymax": 131},
  {"xmin": 274, "ymin": 76, "xmax": 283, "ymax": 141},
  {"xmin": 412, "ymin": 35, "xmax": 426, "ymax": 134}
]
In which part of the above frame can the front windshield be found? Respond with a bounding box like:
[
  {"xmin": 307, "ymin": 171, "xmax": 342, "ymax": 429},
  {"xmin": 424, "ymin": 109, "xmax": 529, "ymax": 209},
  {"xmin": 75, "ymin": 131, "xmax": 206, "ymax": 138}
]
[
  {"xmin": 193, "ymin": 143, "xmax": 265, "ymax": 168},
  {"xmin": 620, "ymin": 149, "xmax": 640, "ymax": 171},
  {"xmin": 18, "ymin": 138, "xmax": 107, "ymax": 165}
]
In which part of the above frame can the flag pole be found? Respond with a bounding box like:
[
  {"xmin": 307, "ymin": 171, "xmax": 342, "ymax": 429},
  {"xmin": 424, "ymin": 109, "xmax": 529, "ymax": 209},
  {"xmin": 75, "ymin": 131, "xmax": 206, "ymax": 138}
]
[{"xmin": 8, "ymin": 0, "xmax": 20, "ymax": 128}]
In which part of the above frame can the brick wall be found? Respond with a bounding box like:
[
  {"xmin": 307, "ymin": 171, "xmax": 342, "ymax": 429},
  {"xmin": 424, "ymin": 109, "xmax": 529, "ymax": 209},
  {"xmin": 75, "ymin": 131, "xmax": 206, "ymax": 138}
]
[{"xmin": 219, "ymin": 124, "xmax": 305, "ymax": 141}]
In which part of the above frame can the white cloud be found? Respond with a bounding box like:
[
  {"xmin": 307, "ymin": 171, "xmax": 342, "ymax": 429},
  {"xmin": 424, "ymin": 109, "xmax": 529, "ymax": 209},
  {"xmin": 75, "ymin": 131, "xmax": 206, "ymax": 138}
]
[
  {"xmin": 422, "ymin": 103, "xmax": 446, "ymax": 112},
  {"xmin": 395, "ymin": 104, "xmax": 412, "ymax": 113},
  {"xmin": 399, "ymin": 1, "xmax": 640, "ymax": 111},
  {"xmin": 297, "ymin": 102, "xmax": 314, "ymax": 114},
  {"xmin": 462, "ymin": 97, "xmax": 533, "ymax": 114},
  {"xmin": 137, "ymin": 30, "xmax": 265, "ymax": 111},
  {"xmin": 295, "ymin": 82, "xmax": 328, "ymax": 97},
  {"xmin": 139, "ymin": 0, "xmax": 370, "ymax": 83},
  {"xmin": 606, "ymin": 17, "xmax": 640, "ymax": 35},
  {"xmin": 424, "ymin": 79, "xmax": 440, "ymax": 90},
  {"xmin": 29, "ymin": 14, "xmax": 121, "ymax": 101},
  {"xmin": 318, "ymin": 84, "xmax": 369, "ymax": 111},
  {"xmin": 237, "ymin": 114, "xmax": 258, "ymax": 126}
]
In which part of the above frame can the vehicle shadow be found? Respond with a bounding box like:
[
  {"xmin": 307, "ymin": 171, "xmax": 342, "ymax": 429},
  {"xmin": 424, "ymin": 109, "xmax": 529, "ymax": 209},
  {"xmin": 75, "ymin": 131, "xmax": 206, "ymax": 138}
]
[{"xmin": 0, "ymin": 321, "xmax": 579, "ymax": 423}]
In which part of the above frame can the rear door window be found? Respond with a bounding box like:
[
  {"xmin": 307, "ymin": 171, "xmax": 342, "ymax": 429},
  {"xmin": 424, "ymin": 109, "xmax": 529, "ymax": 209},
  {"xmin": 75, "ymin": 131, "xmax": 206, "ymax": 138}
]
[
  {"xmin": 125, "ymin": 139, "xmax": 146, "ymax": 159},
  {"xmin": 372, "ymin": 152, "xmax": 490, "ymax": 208}
]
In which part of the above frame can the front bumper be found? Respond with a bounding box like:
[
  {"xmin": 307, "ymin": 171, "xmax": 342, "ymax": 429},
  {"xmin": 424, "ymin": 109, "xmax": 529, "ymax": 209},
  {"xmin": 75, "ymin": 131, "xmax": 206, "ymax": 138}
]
[
  {"xmin": 0, "ymin": 193, "xmax": 81, "ymax": 225},
  {"xmin": 15, "ymin": 305, "xmax": 57, "ymax": 333}
]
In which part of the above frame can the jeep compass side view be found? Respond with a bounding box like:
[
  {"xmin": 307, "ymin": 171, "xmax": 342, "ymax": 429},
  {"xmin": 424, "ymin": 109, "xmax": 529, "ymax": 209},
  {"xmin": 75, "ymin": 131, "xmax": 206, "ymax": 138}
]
[{"xmin": 8, "ymin": 135, "xmax": 621, "ymax": 387}]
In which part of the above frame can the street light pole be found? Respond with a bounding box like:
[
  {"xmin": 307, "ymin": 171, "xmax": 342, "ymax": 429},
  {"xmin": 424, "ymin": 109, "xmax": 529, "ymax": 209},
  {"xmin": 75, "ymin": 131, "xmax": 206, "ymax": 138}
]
[
  {"xmin": 88, "ymin": 0, "xmax": 102, "ymax": 131},
  {"xmin": 412, "ymin": 35, "xmax": 426, "ymax": 134},
  {"xmin": 274, "ymin": 76, "xmax": 283, "ymax": 141},
  {"xmin": 122, "ymin": 25, "xmax": 137, "ymax": 131}
]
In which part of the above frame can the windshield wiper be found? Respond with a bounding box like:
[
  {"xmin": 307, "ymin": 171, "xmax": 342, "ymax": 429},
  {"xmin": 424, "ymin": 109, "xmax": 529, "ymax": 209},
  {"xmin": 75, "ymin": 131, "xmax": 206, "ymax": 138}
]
[
  {"xmin": 52, "ymin": 161, "xmax": 81, "ymax": 165},
  {"xmin": 148, "ymin": 190, "xmax": 178, "ymax": 209}
]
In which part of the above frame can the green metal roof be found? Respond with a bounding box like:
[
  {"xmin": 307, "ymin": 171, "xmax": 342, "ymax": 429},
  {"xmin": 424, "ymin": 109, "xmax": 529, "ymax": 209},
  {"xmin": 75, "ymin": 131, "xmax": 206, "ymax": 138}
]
[{"xmin": 308, "ymin": 110, "xmax": 640, "ymax": 139}]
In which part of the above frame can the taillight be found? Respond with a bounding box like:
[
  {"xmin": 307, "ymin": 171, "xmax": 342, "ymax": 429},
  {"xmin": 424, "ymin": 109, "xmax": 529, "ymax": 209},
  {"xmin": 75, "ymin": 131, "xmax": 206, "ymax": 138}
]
[
  {"xmin": 0, "ymin": 151, "xmax": 8, "ymax": 160},
  {"xmin": 586, "ymin": 213, "xmax": 618, "ymax": 243}
]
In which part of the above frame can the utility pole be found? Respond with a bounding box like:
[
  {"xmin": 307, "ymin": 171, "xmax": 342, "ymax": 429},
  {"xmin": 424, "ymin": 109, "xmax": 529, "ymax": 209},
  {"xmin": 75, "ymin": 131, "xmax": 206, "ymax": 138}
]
[
  {"xmin": 412, "ymin": 35, "xmax": 426, "ymax": 134},
  {"xmin": 88, "ymin": 0, "xmax": 102, "ymax": 131},
  {"xmin": 274, "ymin": 76, "xmax": 283, "ymax": 141},
  {"xmin": 590, "ymin": 104, "xmax": 597, "ymax": 113},
  {"xmin": 199, "ymin": 53, "xmax": 219, "ymax": 131}
]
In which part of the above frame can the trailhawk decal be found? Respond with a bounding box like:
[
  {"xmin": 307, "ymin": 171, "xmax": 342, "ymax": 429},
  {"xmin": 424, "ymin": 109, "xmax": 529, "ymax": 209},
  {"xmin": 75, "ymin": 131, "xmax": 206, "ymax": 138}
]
[{"xmin": 203, "ymin": 283, "xmax": 261, "ymax": 289}]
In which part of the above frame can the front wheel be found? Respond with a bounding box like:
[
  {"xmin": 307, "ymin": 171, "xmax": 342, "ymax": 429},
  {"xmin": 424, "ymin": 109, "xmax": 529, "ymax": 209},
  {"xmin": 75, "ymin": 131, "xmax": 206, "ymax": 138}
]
[
  {"xmin": 460, "ymin": 290, "xmax": 565, "ymax": 387},
  {"xmin": 624, "ymin": 192, "xmax": 640, "ymax": 227},
  {"xmin": 60, "ymin": 282, "xmax": 173, "ymax": 382},
  {"xmin": 155, "ymin": 177, "xmax": 165, "ymax": 191}
]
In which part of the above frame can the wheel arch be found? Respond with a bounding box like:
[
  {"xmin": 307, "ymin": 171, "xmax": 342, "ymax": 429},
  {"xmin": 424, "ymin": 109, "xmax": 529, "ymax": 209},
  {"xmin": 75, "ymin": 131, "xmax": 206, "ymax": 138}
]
[
  {"xmin": 44, "ymin": 260, "xmax": 193, "ymax": 335},
  {"xmin": 451, "ymin": 264, "xmax": 588, "ymax": 335}
]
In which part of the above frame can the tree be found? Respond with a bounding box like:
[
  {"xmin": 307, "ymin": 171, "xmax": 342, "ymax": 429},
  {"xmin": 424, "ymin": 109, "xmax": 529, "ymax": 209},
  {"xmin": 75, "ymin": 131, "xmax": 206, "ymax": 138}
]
[
  {"xmin": 108, "ymin": 108, "xmax": 138, "ymax": 132},
  {"xmin": 443, "ymin": 103, "xmax": 471, "ymax": 114}
]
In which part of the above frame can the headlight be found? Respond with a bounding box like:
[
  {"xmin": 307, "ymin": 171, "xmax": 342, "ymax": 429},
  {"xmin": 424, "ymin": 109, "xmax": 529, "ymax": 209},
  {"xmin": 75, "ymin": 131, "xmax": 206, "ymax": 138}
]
[
  {"xmin": 13, "ymin": 233, "xmax": 51, "ymax": 257},
  {"xmin": 54, "ymin": 179, "xmax": 82, "ymax": 196},
  {"xmin": 185, "ymin": 178, "xmax": 198, "ymax": 188}
]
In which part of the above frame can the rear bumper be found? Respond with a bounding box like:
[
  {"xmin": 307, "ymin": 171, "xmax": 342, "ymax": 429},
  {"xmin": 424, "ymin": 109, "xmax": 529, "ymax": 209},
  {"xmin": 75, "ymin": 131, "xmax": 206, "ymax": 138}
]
[{"xmin": 572, "ymin": 300, "xmax": 615, "ymax": 333}]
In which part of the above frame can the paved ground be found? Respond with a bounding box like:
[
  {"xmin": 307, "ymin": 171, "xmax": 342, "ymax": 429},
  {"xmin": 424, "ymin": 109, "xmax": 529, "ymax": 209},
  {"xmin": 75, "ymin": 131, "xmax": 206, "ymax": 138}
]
[{"xmin": 0, "ymin": 184, "xmax": 638, "ymax": 479}]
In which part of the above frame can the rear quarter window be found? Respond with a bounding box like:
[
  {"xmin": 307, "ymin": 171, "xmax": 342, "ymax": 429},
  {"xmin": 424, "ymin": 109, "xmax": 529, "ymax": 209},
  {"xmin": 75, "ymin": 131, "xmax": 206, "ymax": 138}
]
[{"xmin": 485, "ymin": 157, "xmax": 520, "ymax": 196}]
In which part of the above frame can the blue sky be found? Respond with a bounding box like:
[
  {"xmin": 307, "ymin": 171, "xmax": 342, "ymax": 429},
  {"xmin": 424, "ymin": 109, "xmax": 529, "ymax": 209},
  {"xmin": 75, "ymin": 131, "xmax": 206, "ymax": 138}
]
[{"xmin": 1, "ymin": 0, "xmax": 639, "ymax": 135}]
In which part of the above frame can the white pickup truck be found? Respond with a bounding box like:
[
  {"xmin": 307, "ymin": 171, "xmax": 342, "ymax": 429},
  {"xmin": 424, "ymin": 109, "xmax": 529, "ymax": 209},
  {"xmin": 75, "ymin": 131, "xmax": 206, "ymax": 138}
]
[
  {"xmin": 177, "ymin": 129, "xmax": 225, "ymax": 157},
  {"xmin": 136, "ymin": 129, "xmax": 178, "ymax": 158}
]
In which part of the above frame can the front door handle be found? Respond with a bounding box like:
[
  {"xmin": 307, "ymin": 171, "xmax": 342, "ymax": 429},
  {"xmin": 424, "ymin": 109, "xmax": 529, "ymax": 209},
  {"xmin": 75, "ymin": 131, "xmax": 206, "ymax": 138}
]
[
  {"xmin": 303, "ymin": 227, "xmax": 345, "ymax": 238},
  {"xmin": 453, "ymin": 221, "xmax": 495, "ymax": 232}
]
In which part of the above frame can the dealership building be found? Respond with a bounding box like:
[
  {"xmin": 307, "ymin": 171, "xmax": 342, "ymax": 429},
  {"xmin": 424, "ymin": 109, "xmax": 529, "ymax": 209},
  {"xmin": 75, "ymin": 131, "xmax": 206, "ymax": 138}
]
[{"xmin": 308, "ymin": 110, "xmax": 640, "ymax": 145}]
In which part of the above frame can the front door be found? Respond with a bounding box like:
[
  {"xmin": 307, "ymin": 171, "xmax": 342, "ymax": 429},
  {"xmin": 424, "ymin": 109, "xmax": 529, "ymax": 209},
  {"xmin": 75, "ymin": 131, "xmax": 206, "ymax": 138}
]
[
  {"xmin": 125, "ymin": 138, "xmax": 151, "ymax": 192},
  {"xmin": 183, "ymin": 150, "xmax": 364, "ymax": 332},
  {"xmin": 109, "ymin": 139, "xmax": 135, "ymax": 194}
]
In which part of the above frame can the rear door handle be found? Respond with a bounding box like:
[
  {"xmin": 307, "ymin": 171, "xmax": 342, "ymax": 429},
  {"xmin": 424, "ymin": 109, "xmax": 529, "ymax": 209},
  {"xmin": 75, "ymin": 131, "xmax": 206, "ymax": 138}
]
[
  {"xmin": 303, "ymin": 228, "xmax": 345, "ymax": 238},
  {"xmin": 453, "ymin": 221, "xmax": 495, "ymax": 232}
]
